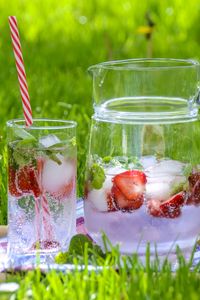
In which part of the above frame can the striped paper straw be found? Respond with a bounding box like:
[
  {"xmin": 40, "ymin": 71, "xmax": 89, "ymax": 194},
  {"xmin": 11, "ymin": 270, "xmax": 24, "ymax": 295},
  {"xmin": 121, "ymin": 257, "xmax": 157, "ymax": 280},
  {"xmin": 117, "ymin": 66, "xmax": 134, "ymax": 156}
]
[
  {"xmin": 37, "ymin": 158, "xmax": 54, "ymax": 242},
  {"xmin": 42, "ymin": 194, "xmax": 54, "ymax": 241},
  {"xmin": 8, "ymin": 16, "xmax": 33, "ymax": 127}
]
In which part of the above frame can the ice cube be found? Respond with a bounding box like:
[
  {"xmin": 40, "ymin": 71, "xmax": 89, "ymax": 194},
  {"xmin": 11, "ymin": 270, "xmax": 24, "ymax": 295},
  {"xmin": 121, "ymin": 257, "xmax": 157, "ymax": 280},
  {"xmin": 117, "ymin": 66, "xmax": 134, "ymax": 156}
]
[
  {"xmin": 145, "ymin": 159, "xmax": 186, "ymax": 177},
  {"xmin": 147, "ymin": 175, "xmax": 185, "ymax": 185},
  {"xmin": 87, "ymin": 176, "xmax": 113, "ymax": 212},
  {"xmin": 146, "ymin": 175, "xmax": 186, "ymax": 201},
  {"xmin": 39, "ymin": 134, "xmax": 60, "ymax": 148},
  {"xmin": 146, "ymin": 182, "xmax": 172, "ymax": 201},
  {"xmin": 140, "ymin": 156, "xmax": 157, "ymax": 169},
  {"xmin": 42, "ymin": 154, "xmax": 74, "ymax": 194},
  {"xmin": 106, "ymin": 166, "xmax": 127, "ymax": 176}
]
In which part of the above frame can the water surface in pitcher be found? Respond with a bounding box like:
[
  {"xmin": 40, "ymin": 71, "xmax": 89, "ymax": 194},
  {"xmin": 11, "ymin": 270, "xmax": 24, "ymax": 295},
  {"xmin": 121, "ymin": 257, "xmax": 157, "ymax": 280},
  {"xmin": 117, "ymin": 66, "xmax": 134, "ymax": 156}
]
[{"xmin": 95, "ymin": 96, "xmax": 198, "ymax": 123}]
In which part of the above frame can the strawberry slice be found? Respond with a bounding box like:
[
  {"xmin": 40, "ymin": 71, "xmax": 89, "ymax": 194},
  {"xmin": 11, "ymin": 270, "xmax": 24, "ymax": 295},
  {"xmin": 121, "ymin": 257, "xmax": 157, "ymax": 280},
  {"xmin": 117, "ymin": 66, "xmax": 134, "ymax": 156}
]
[
  {"xmin": 51, "ymin": 180, "xmax": 74, "ymax": 200},
  {"xmin": 187, "ymin": 172, "xmax": 200, "ymax": 205},
  {"xmin": 29, "ymin": 168, "xmax": 41, "ymax": 198},
  {"xmin": 111, "ymin": 185, "xmax": 143, "ymax": 210},
  {"xmin": 107, "ymin": 193, "xmax": 118, "ymax": 212},
  {"xmin": 147, "ymin": 199, "xmax": 162, "ymax": 217},
  {"xmin": 148, "ymin": 192, "xmax": 184, "ymax": 218},
  {"xmin": 8, "ymin": 167, "xmax": 22, "ymax": 197},
  {"xmin": 17, "ymin": 166, "xmax": 32, "ymax": 194},
  {"xmin": 111, "ymin": 170, "xmax": 146, "ymax": 211},
  {"xmin": 17, "ymin": 165, "xmax": 41, "ymax": 198},
  {"xmin": 113, "ymin": 170, "xmax": 146, "ymax": 200},
  {"xmin": 160, "ymin": 192, "xmax": 184, "ymax": 212},
  {"xmin": 31, "ymin": 239, "xmax": 60, "ymax": 250}
]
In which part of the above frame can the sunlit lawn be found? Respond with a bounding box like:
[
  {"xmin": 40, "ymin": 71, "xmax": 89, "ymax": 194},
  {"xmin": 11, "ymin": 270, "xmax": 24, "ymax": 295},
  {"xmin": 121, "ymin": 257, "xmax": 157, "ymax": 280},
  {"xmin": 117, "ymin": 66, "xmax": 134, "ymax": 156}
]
[{"xmin": 0, "ymin": 0, "xmax": 200, "ymax": 298}]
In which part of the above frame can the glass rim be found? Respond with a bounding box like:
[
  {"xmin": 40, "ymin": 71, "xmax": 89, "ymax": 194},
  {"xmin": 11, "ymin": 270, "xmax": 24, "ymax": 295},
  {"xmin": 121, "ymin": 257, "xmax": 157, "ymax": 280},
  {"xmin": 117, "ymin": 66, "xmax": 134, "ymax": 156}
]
[
  {"xmin": 6, "ymin": 118, "xmax": 77, "ymax": 130},
  {"xmin": 88, "ymin": 58, "xmax": 200, "ymax": 71}
]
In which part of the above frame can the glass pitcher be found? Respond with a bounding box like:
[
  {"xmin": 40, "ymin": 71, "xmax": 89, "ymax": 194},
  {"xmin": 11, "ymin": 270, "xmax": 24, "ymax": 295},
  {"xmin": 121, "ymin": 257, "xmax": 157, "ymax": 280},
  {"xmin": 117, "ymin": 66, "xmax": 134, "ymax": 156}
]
[{"xmin": 84, "ymin": 58, "xmax": 200, "ymax": 261}]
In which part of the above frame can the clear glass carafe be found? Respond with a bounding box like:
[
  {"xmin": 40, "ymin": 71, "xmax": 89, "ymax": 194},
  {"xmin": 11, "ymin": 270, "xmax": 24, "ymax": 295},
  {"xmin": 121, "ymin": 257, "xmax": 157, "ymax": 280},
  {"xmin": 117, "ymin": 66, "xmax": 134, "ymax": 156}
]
[{"xmin": 84, "ymin": 59, "xmax": 200, "ymax": 260}]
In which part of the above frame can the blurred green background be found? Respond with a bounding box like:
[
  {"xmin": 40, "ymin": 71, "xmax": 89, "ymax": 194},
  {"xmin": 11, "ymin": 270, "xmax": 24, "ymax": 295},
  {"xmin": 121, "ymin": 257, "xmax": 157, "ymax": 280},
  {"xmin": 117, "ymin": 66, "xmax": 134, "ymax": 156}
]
[{"xmin": 0, "ymin": 0, "xmax": 200, "ymax": 224}]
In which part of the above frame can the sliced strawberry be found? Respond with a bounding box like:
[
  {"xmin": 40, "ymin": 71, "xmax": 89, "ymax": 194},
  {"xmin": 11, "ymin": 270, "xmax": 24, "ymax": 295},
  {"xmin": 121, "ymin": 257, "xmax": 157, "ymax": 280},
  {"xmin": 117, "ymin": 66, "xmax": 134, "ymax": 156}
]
[
  {"xmin": 31, "ymin": 239, "xmax": 60, "ymax": 250},
  {"xmin": 113, "ymin": 170, "xmax": 146, "ymax": 201},
  {"xmin": 8, "ymin": 167, "xmax": 22, "ymax": 197},
  {"xmin": 17, "ymin": 165, "xmax": 41, "ymax": 197},
  {"xmin": 29, "ymin": 168, "xmax": 41, "ymax": 198},
  {"xmin": 107, "ymin": 193, "xmax": 117, "ymax": 212},
  {"xmin": 111, "ymin": 184, "xmax": 143, "ymax": 211},
  {"xmin": 187, "ymin": 172, "xmax": 200, "ymax": 205},
  {"xmin": 160, "ymin": 192, "xmax": 184, "ymax": 212},
  {"xmin": 51, "ymin": 180, "xmax": 74, "ymax": 200},
  {"xmin": 188, "ymin": 172, "xmax": 200, "ymax": 188},
  {"xmin": 147, "ymin": 199, "xmax": 162, "ymax": 217},
  {"xmin": 17, "ymin": 166, "xmax": 32, "ymax": 193},
  {"xmin": 147, "ymin": 192, "xmax": 184, "ymax": 218}
]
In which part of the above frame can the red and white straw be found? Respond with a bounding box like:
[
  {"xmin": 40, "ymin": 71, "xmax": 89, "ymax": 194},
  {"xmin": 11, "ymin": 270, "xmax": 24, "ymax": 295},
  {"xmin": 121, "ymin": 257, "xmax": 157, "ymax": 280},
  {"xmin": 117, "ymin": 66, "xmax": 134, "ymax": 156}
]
[
  {"xmin": 9, "ymin": 17, "xmax": 54, "ymax": 245},
  {"xmin": 42, "ymin": 194, "xmax": 54, "ymax": 240},
  {"xmin": 8, "ymin": 16, "xmax": 33, "ymax": 127}
]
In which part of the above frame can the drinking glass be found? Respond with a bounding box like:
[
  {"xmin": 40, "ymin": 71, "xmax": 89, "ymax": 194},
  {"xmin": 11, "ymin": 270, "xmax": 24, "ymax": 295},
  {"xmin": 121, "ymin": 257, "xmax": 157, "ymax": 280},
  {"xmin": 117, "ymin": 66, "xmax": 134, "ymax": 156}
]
[{"xmin": 7, "ymin": 119, "xmax": 77, "ymax": 265}]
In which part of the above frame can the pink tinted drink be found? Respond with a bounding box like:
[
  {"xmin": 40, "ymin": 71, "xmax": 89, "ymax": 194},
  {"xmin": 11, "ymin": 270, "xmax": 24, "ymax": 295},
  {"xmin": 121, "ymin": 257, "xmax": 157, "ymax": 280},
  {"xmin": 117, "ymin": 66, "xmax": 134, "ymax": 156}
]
[{"xmin": 84, "ymin": 156, "xmax": 200, "ymax": 259}]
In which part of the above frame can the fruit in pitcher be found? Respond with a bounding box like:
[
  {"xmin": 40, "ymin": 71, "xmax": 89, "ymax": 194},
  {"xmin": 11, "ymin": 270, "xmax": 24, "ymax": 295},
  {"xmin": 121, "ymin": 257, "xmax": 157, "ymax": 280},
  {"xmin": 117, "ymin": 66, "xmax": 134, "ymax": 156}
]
[
  {"xmin": 187, "ymin": 172, "xmax": 200, "ymax": 205},
  {"xmin": 147, "ymin": 192, "xmax": 185, "ymax": 218},
  {"xmin": 111, "ymin": 170, "xmax": 146, "ymax": 211},
  {"xmin": 145, "ymin": 159, "xmax": 186, "ymax": 202},
  {"xmin": 87, "ymin": 177, "xmax": 117, "ymax": 212}
]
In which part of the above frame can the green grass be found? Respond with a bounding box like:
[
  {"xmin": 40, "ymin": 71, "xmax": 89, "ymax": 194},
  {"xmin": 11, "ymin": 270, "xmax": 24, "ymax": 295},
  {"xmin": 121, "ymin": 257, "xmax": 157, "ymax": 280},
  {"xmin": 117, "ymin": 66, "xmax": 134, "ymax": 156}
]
[{"xmin": 1, "ymin": 244, "xmax": 200, "ymax": 300}]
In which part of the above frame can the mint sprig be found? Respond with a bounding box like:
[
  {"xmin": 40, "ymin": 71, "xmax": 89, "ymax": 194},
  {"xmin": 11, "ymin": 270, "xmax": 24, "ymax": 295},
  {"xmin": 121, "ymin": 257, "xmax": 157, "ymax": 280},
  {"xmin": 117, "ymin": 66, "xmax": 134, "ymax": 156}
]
[
  {"xmin": 12, "ymin": 127, "xmax": 36, "ymax": 141},
  {"xmin": 89, "ymin": 163, "xmax": 106, "ymax": 190},
  {"xmin": 55, "ymin": 234, "xmax": 105, "ymax": 264},
  {"xmin": 18, "ymin": 196, "xmax": 35, "ymax": 214},
  {"xmin": 10, "ymin": 128, "xmax": 70, "ymax": 166}
]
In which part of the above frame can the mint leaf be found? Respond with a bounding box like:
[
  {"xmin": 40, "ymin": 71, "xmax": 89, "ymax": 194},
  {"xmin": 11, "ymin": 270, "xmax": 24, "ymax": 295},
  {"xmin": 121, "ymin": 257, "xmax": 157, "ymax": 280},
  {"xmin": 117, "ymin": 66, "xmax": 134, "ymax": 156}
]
[
  {"xmin": 68, "ymin": 234, "xmax": 94, "ymax": 256},
  {"xmin": 12, "ymin": 139, "xmax": 37, "ymax": 167},
  {"xmin": 128, "ymin": 156, "xmax": 143, "ymax": 169},
  {"xmin": 12, "ymin": 127, "xmax": 36, "ymax": 140},
  {"xmin": 47, "ymin": 142, "xmax": 67, "ymax": 150},
  {"xmin": 183, "ymin": 164, "xmax": 193, "ymax": 178},
  {"xmin": 89, "ymin": 163, "xmax": 105, "ymax": 190},
  {"xmin": 18, "ymin": 196, "xmax": 35, "ymax": 213},
  {"xmin": 13, "ymin": 149, "xmax": 33, "ymax": 167},
  {"xmin": 15, "ymin": 138, "xmax": 37, "ymax": 149},
  {"xmin": 45, "ymin": 150, "xmax": 62, "ymax": 165},
  {"xmin": 54, "ymin": 234, "xmax": 106, "ymax": 265},
  {"xmin": 54, "ymin": 252, "xmax": 68, "ymax": 264},
  {"xmin": 102, "ymin": 156, "xmax": 112, "ymax": 163},
  {"xmin": 10, "ymin": 128, "xmax": 37, "ymax": 168},
  {"xmin": 170, "ymin": 181, "xmax": 186, "ymax": 195}
]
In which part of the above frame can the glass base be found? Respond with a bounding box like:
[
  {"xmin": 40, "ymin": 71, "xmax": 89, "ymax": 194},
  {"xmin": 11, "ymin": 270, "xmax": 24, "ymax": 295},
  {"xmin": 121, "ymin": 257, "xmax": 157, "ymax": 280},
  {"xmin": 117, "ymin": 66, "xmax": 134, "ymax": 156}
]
[{"xmin": 7, "ymin": 251, "xmax": 58, "ymax": 269}]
